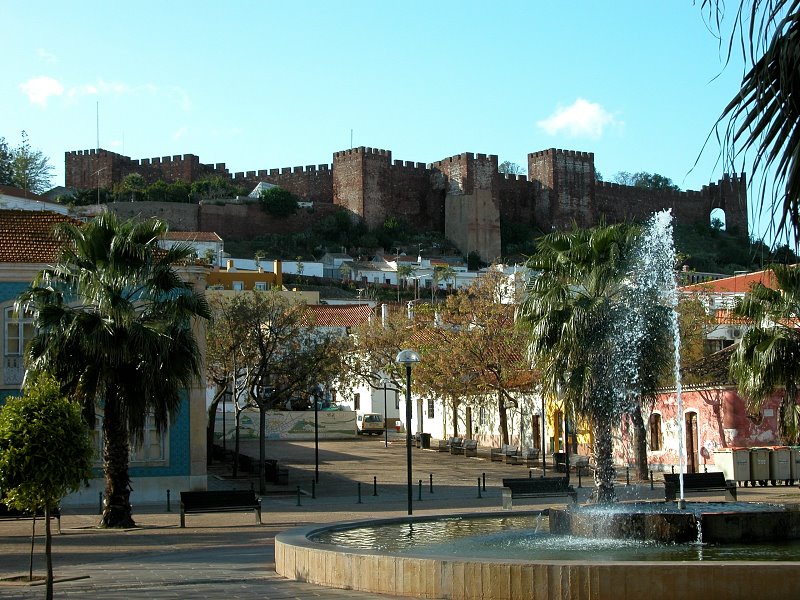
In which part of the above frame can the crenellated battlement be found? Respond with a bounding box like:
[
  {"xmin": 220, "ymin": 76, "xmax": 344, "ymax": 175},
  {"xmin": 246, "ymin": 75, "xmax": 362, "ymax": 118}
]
[
  {"xmin": 65, "ymin": 143, "xmax": 749, "ymax": 248},
  {"xmin": 333, "ymin": 146, "xmax": 392, "ymax": 159},
  {"xmin": 529, "ymin": 148, "xmax": 595, "ymax": 161}
]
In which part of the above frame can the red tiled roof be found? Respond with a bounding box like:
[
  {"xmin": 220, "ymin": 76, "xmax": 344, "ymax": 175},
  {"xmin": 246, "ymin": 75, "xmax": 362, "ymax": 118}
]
[
  {"xmin": 0, "ymin": 210, "xmax": 81, "ymax": 263},
  {"xmin": 162, "ymin": 231, "xmax": 222, "ymax": 242},
  {"xmin": 680, "ymin": 270, "xmax": 777, "ymax": 294},
  {"xmin": 304, "ymin": 304, "xmax": 373, "ymax": 327},
  {"xmin": 714, "ymin": 309, "xmax": 750, "ymax": 325},
  {"xmin": 0, "ymin": 185, "xmax": 49, "ymax": 202}
]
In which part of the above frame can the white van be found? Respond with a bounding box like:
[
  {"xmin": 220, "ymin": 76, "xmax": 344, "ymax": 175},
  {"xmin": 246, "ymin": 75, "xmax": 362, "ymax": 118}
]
[{"xmin": 356, "ymin": 412, "xmax": 385, "ymax": 435}]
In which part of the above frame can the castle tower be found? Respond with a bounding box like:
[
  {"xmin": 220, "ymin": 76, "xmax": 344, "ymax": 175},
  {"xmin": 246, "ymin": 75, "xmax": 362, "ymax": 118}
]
[
  {"xmin": 437, "ymin": 152, "xmax": 502, "ymax": 263},
  {"xmin": 528, "ymin": 149, "xmax": 596, "ymax": 230}
]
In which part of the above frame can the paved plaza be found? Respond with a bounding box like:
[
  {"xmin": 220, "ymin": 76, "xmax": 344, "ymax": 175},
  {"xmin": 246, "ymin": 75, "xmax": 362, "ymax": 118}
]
[{"xmin": 1, "ymin": 436, "xmax": 798, "ymax": 599}]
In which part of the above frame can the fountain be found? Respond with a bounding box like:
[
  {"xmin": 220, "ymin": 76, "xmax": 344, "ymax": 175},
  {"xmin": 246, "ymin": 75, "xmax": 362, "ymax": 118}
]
[{"xmin": 275, "ymin": 212, "xmax": 800, "ymax": 599}]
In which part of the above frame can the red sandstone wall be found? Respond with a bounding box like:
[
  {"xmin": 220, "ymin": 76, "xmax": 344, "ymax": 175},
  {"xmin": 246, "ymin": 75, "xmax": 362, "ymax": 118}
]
[{"xmin": 617, "ymin": 386, "xmax": 784, "ymax": 471}]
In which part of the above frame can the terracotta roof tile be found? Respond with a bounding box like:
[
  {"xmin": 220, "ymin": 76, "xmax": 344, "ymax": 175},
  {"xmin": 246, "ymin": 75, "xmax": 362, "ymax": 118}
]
[
  {"xmin": 0, "ymin": 210, "xmax": 81, "ymax": 263},
  {"xmin": 304, "ymin": 304, "xmax": 373, "ymax": 327},
  {"xmin": 680, "ymin": 270, "xmax": 777, "ymax": 294},
  {"xmin": 162, "ymin": 231, "xmax": 222, "ymax": 242}
]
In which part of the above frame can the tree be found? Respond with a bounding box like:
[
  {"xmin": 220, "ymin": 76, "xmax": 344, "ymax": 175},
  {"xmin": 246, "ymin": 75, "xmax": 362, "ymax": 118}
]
[
  {"xmin": 204, "ymin": 290, "xmax": 349, "ymax": 484},
  {"xmin": 730, "ymin": 263, "xmax": 800, "ymax": 443},
  {"xmin": 419, "ymin": 269, "xmax": 535, "ymax": 444},
  {"xmin": 10, "ymin": 131, "xmax": 53, "ymax": 194},
  {"xmin": 190, "ymin": 176, "xmax": 242, "ymax": 202},
  {"xmin": 701, "ymin": 1, "xmax": 800, "ymax": 239},
  {"xmin": 0, "ymin": 137, "xmax": 13, "ymax": 186},
  {"xmin": 498, "ymin": 161, "xmax": 526, "ymax": 175},
  {"xmin": 259, "ymin": 186, "xmax": 298, "ymax": 218},
  {"xmin": 117, "ymin": 173, "xmax": 146, "ymax": 202},
  {"xmin": 612, "ymin": 171, "xmax": 681, "ymax": 191},
  {"xmin": 396, "ymin": 265, "xmax": 416, "ymax": 301},
  {"xmin": 517, "ymin": 223, "xmax": 672, "ymax": 502},
  {"xmin": 0, "ymin": 373, "xmax": 93, "ymax": 599},
  {"xmin": 17, "ymin": 213, "xmax": 211, "ymax": 527}
]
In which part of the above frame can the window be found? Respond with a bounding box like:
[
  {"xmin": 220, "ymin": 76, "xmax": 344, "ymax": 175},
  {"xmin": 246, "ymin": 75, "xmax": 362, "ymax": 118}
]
[
  {"xmin": 255, "ymin": 281, "xmax": 267, "ymax": 291},
  {"xmin": 478, "ymin": 406, "xmax": 486, "ymax": 426},
  {"xmin": 394, "ymin": 390, "xmax": 399, "ymax": 410},
  {"xmin": 5, "ymin": 306, "xmax": 34, "ymax": 356},
  {"xmin": 354, "ymin": 392, "xmax": 361, "ymax": 411},
  {"xmin": 232, "ymin": 281, "xmax": 244, "ymax": 291},
  {"xmin": 427, "ymin": 398, "xmax": 434, "ymax": 418},
  {"xmin": 649, "ymin": 413, "xmax": 663, "ymax": 451}
]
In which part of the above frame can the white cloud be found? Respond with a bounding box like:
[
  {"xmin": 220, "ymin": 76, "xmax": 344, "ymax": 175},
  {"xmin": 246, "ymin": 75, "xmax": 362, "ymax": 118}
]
[
  {"xmin": 537, "ymin": 98, "xmax": 620, "ymax": 139},
  {"xmin": 19, "ymin": 76, "xmax": 64, "ymax": 106},
  {"xmin": 173, "ymin": 126, "xmax": 188, "ymax": 140},
  {"xmin": 67, "ymin": 79, "xmax": 131, "ymax": 98}
]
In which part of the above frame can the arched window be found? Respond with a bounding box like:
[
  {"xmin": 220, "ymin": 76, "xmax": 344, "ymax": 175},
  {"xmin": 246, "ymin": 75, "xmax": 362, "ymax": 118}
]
[
  {"xmin": 649, "ymin": 413, "xmax": 662, "ymax": 451},
  {"xmin": 710, "ymin": 208, "xmax": 726, "ymax": 231}
]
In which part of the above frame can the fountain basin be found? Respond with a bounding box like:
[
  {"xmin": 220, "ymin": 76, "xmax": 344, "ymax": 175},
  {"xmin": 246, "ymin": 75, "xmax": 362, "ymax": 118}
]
[
  {"xmin": 275, "ymin": 509, "xmax": 800, "ymax": 600},
  {"xmin": 550, "ymin": 501, "xmax": 800, "ymax": 544}
]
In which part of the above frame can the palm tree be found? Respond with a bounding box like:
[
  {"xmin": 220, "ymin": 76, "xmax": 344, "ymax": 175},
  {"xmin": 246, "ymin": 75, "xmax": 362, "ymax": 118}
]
[
  {"xmin": 17, "ymin": 213, "xmax": 211, "ymax": 527},
  {"xmin": 702, "ymin": 1, "xmax": 800, "ymax": 239},
  {"xmin": 396, "ymin": 265, "xmax": 416, "ymax": 301},
  {"xmin": 730, "ymin": 264, "xmax": 800, "ymax": 443},
  {"xmin": 517, "ymin": 224, "xmax": 646, "ymax": 503}
]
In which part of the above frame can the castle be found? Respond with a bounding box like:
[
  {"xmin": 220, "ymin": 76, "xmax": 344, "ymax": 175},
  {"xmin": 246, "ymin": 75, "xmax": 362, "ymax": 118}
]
[{"xmin": 65, "ymin": 146, "xmax": 748, "ymax": 261}]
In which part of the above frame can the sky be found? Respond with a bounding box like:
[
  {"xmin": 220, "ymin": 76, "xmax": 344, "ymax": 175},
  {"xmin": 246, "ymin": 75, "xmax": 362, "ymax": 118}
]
[{"xmin": 1, "ymin": 1, "xmax": 785, "ymax": 244}]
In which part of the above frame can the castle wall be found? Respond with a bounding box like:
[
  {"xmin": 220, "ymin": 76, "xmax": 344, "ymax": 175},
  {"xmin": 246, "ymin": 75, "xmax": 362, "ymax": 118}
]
[
  {"xmin": 67, "ymin": 146, "xmax": 750, "ymax": 256},
  {"xmin": 106, "ymin": 200, "xmax": 343, "ymax": 240},
  {"xmin": 332, "ymin": 147, "xmax": 442, "ymax": 231},
  {"xmin": 528, "ymin": 149, "xmax": 595, "ymax": 229},
  {"xmin": 439, "ymin": 153, "xmax": 502, "ymax": 262}
]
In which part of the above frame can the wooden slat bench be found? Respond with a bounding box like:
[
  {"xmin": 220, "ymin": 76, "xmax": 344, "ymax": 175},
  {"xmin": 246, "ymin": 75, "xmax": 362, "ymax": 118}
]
[
  {"xmin": 0, "ymin": 503, "xmax": 61, "ymax": 533},
  {"xmin": 437, "ymin": 437, "xmax": 459, "ymax": 452},
  {"xmin": 450, "ymin": 438, "xmax": 465, "ymax": 455},
  {"xmin": 502, "ymin": 477, "xmax": 578, "ymax": 509},
  {"xmin": 463, "ymin": 439, "xmax": 478, "ymax": 457},
  {"xmin": 663, "ymin": 472, "xmax": 737, "ymax": 502},
  {"xmin": 491, "ymin": 444, "xmax": 520, "ymax": 464},
  {"xmin": 523, "ymin": 448, "xmax": 540, "ymax": 467},
  {"xmin": 179, "ymin": 490, "xmax": 262, "ymax": 527}
]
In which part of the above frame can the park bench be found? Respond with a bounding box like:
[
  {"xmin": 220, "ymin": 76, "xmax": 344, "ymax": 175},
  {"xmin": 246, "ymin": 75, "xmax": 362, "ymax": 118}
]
[
  {"xmin": 0, "ymin": 502, "xmax": 61, "ymax": 534},
  {"xmin": 437, "ymin": 437, "xmax": 459, "ymax": 452},
  {"xmin": 501, "ymin": 477, "xmax": 578, "ymax": 509},
  {"xmin": 450, "ymin": 438, "xmax": 465, "ymax": 455},
  {"xmin": 523, "ymin": 448, "xmax": 540, "ymax": 467},
  {"xmin": 663, "ymin": 472, "xmax": 737, "ymax": 502},
  {"xmin": 491, "ymin": 444, "xmax": 520, "ymax": 463},
  {"xmin": 463, "ymin": 439, "xmax": 478, "ymax": 457},
  {"xmin": 179, "ymin": 490, "xmax": 262, "ymax": 527}
]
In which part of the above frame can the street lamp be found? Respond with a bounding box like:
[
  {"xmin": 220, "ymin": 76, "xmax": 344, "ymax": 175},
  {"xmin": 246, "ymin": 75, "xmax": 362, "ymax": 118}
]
[
  {"xmin": 310, "ymin": 384, "xmax": 323, "ymax": 483},
  {"xmin": 379, "ymin": 375, "xmax": 391, "ymax": 448},
  {"xmin": 396, "ymin": 349, "xmax": 420, "ymax": 515}
]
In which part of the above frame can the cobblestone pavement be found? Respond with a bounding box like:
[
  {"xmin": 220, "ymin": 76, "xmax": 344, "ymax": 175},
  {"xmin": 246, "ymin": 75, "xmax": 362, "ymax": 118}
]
[{"xmin": 2, "ymin": 436, "xmax": 798, "ymax": 599}]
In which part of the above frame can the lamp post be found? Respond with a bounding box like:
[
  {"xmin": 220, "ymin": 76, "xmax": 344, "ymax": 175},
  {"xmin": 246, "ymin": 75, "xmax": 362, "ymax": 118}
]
[
  {"xmin": 396, "ymin": 349, "xmax": 420, "ymax": 515},
  {"xmin": 311, "ymin": 384, "xmax": 322, "ymax": 483},
  {"xmin": 380, "ymin": 376, "xmax": 390, "ymax": 448},
  {"xmin": 257, "ymin": 383, "xmax": 273, "ymax": 495}
]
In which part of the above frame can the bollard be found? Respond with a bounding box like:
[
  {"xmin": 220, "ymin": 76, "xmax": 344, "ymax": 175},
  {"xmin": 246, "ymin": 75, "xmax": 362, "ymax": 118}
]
[
  {"xmin": 311, "ymin": 479, "xmax": 316, "ymax": 499},
  {"xmin": 671, "ymin": 464, "xmax": 675, "ymax": 474},
  {"xmin": 418, "ymin": 480, "xmax": 422, "ymax": 501},
  {"xmin": 482, "ymin": 472, "xmax": 486, "ymax": 491},
  {"xmin": 357, "ymin": 482, "xmax": 362, "ymax": 504},
  {"xmin": 577, "ymin": 467, "xmax": 582, "ymax": 488},
  {"xmin": 373, "ymin": 476, "xmax": 378, "ymax": 497},
  {"xmin": 166, "ymin": 489, "xmax": 171, "ymax": 512},
  {"xmin": 296, "ymin": 486, "xmax": 302, "ymax": 507},
  {"xmin": 650, "ymin": 470, "xmax": 654, "ymax": 490},
  {"xmin": 429, "ymin": 473, "xmax": 434, "ymax": 494},
  {"xmin": 477, "ymin": 478, "xmax": 482, "ymax": 499},
  {"xmin": 98, "ymin": 492, "xmax": 103, "ymax": 515},
  {"xmin": 626, "ymin": 466, "xmax": 630, "ymax": 486},
  {"xmin": 529, "ymin": 469, "xmax": 532, "ymax": 479}
]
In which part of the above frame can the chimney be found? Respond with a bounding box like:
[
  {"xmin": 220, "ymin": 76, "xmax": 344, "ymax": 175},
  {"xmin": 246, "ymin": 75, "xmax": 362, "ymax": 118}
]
[
  {"xmin": 274, "ymin": 259, "xmax": 283, "ymax": 288},
  {"xmin": 226, "ymin": 259, "xmax": 235, "ymax": 272}
]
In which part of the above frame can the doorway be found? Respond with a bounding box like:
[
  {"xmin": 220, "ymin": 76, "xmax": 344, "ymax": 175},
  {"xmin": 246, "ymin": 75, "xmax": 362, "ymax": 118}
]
[{"xmin": 685, "ymin": 411, "xmax": 699, "ymax": 474}]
